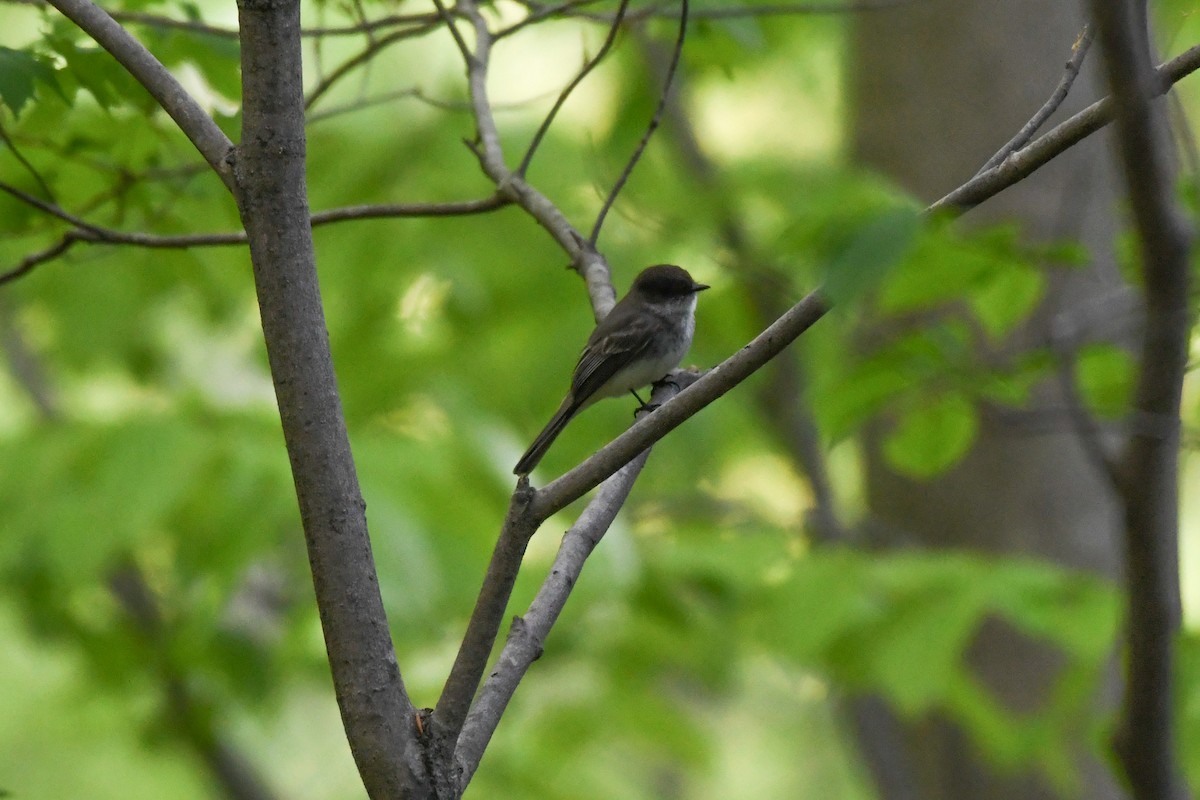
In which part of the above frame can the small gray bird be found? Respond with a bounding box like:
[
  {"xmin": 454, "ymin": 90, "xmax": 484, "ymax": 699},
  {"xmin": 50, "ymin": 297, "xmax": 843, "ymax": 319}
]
[{"xmin": 514, "ymin": 264, "xmax": 708, "ymax": 475}]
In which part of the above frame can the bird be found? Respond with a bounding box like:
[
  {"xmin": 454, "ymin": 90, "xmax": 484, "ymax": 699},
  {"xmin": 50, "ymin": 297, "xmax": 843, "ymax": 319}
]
[{"xmin": 514, "ymin": 264, "xmax": 709, "ymax": 475}]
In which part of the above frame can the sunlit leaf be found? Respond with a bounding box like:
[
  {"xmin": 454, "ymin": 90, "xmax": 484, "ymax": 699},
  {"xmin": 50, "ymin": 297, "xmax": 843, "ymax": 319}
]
[
  {"xmin": 1073, "ymin": 343, "xmax": 1136, "ymax": 419},
  {"xmin": 0, "ymin": 47, "xmax": 64, "ymax": 116},
  {"xmin": 883, "ymin": 392, "xmax": 978, "ymax": 477}
]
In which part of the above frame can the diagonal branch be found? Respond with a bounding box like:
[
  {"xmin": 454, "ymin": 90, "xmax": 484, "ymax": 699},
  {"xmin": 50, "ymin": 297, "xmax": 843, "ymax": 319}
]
[
  {"xmin": 975, "ymin": 25, "xmax": 1095, "ymax": 175},
  {"xmin": 453, "ymin": 447, "xmax": 654, "ymax": 788},
  {"xmin": 304, "ymin": 20, "xmax": 443, "ymax": 109},
  {"xmin": 932, "ymin": 41, "xmax": 1200, "ymax": 214},
  {"xmin": 429, "ymin": 482, "xmax": 540, "ymax": 750}
]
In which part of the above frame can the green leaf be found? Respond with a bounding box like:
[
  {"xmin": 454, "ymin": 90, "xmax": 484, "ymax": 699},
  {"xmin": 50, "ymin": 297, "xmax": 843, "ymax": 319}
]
[
  {"xmin": 822, "ymin": 205, "xmax": 921, "ymax": 306},
  {"xmin": 1073, "ymin": 343, "xmax": 1136, "ymax": 419},
  {"xmin": 883, "ymin": 392, "xmax": 978, "ymax": 477},
  {"xmin": 968, "ymin": 262, "xmax": 1044, "ymax": 339},
  {"xmin": 0, "ymin": 47, "xmax": 64, "ymax": 116}
]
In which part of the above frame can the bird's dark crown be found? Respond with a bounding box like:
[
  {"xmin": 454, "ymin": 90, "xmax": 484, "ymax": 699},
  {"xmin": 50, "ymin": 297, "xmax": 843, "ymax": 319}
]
[{"xmin": 632, "ymin": 264, "xmax": 708, "ymax": 298}]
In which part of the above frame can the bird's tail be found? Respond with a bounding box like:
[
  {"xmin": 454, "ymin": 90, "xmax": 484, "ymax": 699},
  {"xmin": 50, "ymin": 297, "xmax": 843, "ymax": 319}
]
[{"xmin": 514, "ymin": 396, "xmax": 581, "ymax": 475}]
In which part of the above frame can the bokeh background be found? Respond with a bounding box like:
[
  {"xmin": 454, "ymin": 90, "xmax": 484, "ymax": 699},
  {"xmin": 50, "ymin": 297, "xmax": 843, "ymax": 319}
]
[{"xmin": 1, "ymin": 0, "xmax": 1199, "ymax": 798}]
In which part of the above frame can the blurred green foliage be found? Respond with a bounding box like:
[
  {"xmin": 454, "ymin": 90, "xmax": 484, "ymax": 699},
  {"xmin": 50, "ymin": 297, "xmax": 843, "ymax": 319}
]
[{"xmin": 0, "ymin": 1, "xmax": 1196, "ymax": 799}]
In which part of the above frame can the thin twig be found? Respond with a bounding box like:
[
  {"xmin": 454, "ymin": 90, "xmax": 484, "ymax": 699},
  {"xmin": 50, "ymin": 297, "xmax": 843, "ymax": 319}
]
[
  {"xmin": 454, "ymin": 444, "xmax": 655, "ymax": 787},
  {"xmin": 431, "ymin": 0, "xmax": 474, "ymax": 65},
  {"xmin": 516, "ymin": 0, "xmax": 632, "ymax": 177},
  {"xmin": 589, "ymin": 0, "xmax": 688, "ymax": 246},
  {"xmin": 1050, "ymin": 337, "xmax": 1124, "ymax": 490},
  {"xmin": 108, "ymin": 7, "xmax": 442, "ymax": 39},
  {"xmin": 933, "ymin": 41, "xmax": 1200, "ymax": 214},
  {"xmin": 0, "ymin": 181, "xmax": 112, "ymax": 235},
  {"xmin": 564, "ymin": 0, "xmax": 912, "ymax": 24},
  {"xmin": 976, "ymin": 25, "xmax": 1096, "ymax": 176},
  {"xmin": 0, "ymin": 235, "xmax": 78, "ymax": 286},
  {"xmin": 0, "ymin": 120, "xmax": 55, "ymax": 202},
  {"xmin": 0, "ymin": 195, "xmax": 509, "ymax": 284},
  {"xmin": 494, "ymin": 0, "xmax": 613, "ymax": 40},
  {"xmin": 304, "ymin": 21, "xmax": 442, "ymax": 109}
]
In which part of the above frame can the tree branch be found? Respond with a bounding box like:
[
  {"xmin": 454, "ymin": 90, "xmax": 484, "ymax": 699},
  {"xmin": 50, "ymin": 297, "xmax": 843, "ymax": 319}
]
[
  {"xmin": 541, "ymin": 0, "xmax": 914, "ymax": 24},
  {"xmin": 451, "ymin": 0, "xmax": 616, "ymax": 318},
  {"xmin": 453, "ymin": 448, "xmax": 653, "ymax": 788},
  {"xmin": 0, "ymin": 194, "xmax": 509, "ymax": 286},
  {"xmin": 43, "ymin": 0, "xmax": 236, "ymax": 192},
  {"xmin": 932, "ymin": 41, "xmax": 1200, "ymax": 214},
  {"xmin": 304, "ymin": 21, "xmax": 442, "ymax": 110},
  {"xmin": 429, "ymin": 483, "xmax": 540, "ymax": 757},
  {"xmin": 975, "ymin": 25, "xmax": 1095, "ymax": 175},
  {"xmin": 1088, "ymin": 2, "xmax": 1192, "ymax": 798}
]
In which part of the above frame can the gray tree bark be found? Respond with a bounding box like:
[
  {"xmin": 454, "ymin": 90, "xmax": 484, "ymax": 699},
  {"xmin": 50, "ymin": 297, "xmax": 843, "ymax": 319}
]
[{"xmin": 851, "ymin": 2, "xmax": 1127, "ymax": 798}]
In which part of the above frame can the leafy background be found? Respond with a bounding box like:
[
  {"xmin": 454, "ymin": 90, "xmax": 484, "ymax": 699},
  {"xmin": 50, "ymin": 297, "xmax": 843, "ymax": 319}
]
[{"xmin": 1, "ymin": 0, "xmax": 1199, "ymax": 797}]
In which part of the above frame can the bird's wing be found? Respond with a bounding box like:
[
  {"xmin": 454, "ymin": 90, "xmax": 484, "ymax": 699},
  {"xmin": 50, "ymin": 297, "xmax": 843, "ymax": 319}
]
[{"xmin": 570, "ymin": 313, "xmax": 660, "ymax": 402}]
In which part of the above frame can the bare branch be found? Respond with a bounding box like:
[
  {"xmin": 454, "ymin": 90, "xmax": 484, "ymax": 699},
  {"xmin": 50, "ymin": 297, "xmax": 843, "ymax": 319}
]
[
  {"xmin": 306, "ymin": 87, "xmax": 472, "ymax": 123},
  {"xmin": 557, "ymin": 0, "xmax": 913, "ymax": 23},
  {"xmin": 304, "ymin": 21, "xmax": 442, "ymax": 109},
  {"xmin": 430, "ymin": 483, "xmax": 540, "ymax": 755},
  {"xmin": 0, "ymin": 120, "xmax": 55, "ymax": 202},
  {"xmin": 495, "ymin": 0, "xmax": 613, "ymax": 40},
  {"xmin": 975, "ymin": 25, "xmax": 1095, "ymax": 175},
  {"xmin": 1049, "ymin": 334, "xmax": 1124, "ymax": 491},
  {"xmin": 933, "ymin": 41, "xmax": 1200, "ymax": 214},
  {"xmin": 454, "ymin": 448, "xmax": 653, "ymax": 788},
  {"xmin": 0, "ymin": 191, "xmax": 508, "ymax": 285},
  {"xmin": 589, "ymin": 0, "xmax": 688, "ymax": 246},
  {"xmin": 43, "ymin": 0, "xmax": 236, "ymax": 192},
  {"xmin": 7, "ymin": 0, "xmax": 444, "ymax": 39},
  {"xmin": 0, "ymin": 235, "xmax": 79, "ymax": 286},
  {"xmin": 431, "ymin": 0, "xmax": 475, "ymax": 66},
  {"xmin": 311, "ymin": 195, "xmax": 510, "ymax": 223}
]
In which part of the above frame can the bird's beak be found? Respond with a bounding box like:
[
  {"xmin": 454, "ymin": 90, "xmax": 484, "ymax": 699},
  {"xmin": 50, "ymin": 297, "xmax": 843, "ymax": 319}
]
[{"xmin": 693, "ymin": 282, "xmax": 710, "ymax": 292}]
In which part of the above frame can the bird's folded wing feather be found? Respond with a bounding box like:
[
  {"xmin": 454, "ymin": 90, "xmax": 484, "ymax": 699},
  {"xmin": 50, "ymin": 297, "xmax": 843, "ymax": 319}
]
[{"xmin": 570, "ymin": 314, "xmax": 661, "ymax": 400}]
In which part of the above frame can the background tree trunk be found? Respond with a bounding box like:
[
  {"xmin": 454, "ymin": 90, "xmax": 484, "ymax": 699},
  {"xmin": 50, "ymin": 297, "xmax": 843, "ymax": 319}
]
[{"xmin": 851, "ymin": 2, "xmax": 1128, "ymax": 798}]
